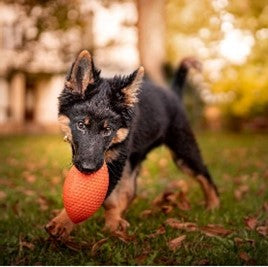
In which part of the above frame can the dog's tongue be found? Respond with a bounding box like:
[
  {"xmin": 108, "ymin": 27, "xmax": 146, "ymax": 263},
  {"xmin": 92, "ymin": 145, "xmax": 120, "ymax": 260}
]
[{"xmin": 63, "ymin": 163, "xmax": 109, "ymax": 223}]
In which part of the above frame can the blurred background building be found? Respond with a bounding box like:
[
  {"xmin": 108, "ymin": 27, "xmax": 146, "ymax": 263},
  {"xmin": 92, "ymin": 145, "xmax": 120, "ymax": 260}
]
[{"xmin": 0, "ymin": 0, "xmax": 267, "ymax": 133}]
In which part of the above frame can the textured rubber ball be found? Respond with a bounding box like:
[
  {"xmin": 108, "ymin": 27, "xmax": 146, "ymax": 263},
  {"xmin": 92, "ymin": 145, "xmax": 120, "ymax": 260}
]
[{"xmin": 63, "ymin": 163, "xmax": 109, "ymax": 224}]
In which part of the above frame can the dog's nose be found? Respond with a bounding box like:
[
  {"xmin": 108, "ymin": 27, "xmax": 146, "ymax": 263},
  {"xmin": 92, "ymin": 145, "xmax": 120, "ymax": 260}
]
[{"xmin": 80, "ymin": 162, "xmax": 97, "ymax": 173}]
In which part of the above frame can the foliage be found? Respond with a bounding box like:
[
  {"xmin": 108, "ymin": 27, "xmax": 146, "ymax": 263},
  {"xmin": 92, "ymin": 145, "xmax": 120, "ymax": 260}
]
[{"xmin": 166, "ymin": 0, "xmax": 268, "ymax": 120}]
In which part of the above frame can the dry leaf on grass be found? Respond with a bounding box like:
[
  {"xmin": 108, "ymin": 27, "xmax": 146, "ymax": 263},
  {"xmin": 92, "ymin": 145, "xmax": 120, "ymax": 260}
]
[
  {"xmin": 234, "ymin": 237, "xmax": 255, "ymax": 247},
  {"xmin": 234, "ymin": 184, "xmax": 249, "ymax": 201},
  {"xmin": 63, "ymin": 240, "xmax": 82, "ymax": 252},
  {"xmin": 177, "ymin": 192, "xmax": 191, "ymax": 211},
  {"xmin": 200, "ymin": 224, "xmax": 233, "ymax": 237},
  {"xmin": 19, "ymin": 236, "xmax": 35, "ymax": 251},
  {"xmin": 112, "ymin": 230, "xmax": 135, "ymax": 243},
  {"xmin": 165, "ymin": 218, "xmax": 198, "ymax": 232},
  {"xmin": 135, "ymin": 244, "xmax": 151, "ymax": 264},
  {"xmin": 167, "ymin": 235, "xmax": 186, "ymax": 251},
  {"xmin": 22, "ymin": 171, "xmax": 36, "ymax": 184},
  {"xmin": 161, "ymin": 205, "xmax": 173, "ymax": 214},
  {"xmin": 147, "ymin": 226, "xmax": 166, "ymax": 238},
  {"xmin": 91, "ymin": 238, "xmax": 108, "ymax": 255},
  {"xmin": 256, "ymin": 226, "xmax": 268, "ymax": 237},
  {"xmin": 244, "ymin": 216, "xmax": 258, "ymax": 230},
  {"xmin": 239, "ymin": 251, "xmax": 251, "ymax": 262},
  {"xmin": 140, "ymin": 209, "xmax": 153, "ymax": 218}
]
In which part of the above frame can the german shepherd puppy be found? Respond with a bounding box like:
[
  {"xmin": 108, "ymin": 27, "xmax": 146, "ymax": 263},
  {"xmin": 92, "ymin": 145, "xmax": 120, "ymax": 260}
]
[{"xmin": 45, "ymin": 50, "xmax": 219, "ymax": 240}]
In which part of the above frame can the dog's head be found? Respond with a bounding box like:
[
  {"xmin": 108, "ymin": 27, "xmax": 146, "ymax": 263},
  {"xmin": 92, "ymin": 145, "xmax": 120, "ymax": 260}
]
[{"xmin": 58, "ymin": 50, "xmax": 144, "ymax": 174}]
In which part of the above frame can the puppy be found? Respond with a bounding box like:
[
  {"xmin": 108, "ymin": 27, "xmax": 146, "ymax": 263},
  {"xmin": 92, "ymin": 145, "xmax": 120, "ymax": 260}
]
[{"xmin": 45, "ymin": 50, "xmax": 219, "ymax": 240}]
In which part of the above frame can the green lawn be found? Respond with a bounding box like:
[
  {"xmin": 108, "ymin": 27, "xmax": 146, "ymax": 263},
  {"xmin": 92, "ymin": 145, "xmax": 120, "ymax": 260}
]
[{"xmin": 0, "ymin": 132, "xmax": 267, "ymax": 265}]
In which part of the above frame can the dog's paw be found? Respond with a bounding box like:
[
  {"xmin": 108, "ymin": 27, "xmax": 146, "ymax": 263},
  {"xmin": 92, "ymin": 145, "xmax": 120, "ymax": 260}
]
[
  {"xmin": 45, "ymin": 213, "xmax": 74, "ymax": 241},
  {"xmin": 103, "ymin": 217, "xmax": 130, "ymax": 232},
  {"xmin": 206, "ymin": 196, "xmax": 220, "ymax": 210}
]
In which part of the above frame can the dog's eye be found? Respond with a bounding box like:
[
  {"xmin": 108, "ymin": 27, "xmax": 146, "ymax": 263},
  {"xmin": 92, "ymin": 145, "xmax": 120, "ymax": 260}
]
[
  {"xmin": 102, "ymin": 126, "xmax": 112, "ymax": 137},
  {"xmin": 77, "ymin": 121, "xmax": 85, "ymax": 130}
]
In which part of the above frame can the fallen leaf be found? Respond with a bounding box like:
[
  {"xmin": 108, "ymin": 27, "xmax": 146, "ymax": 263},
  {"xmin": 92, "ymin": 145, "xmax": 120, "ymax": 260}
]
[
  {"xmin": 19, "ymin": 236, "xmax": 35, "ymax": 251},
  {"xmin": 135, "ymin": 244, "xmax": 151, "ymax": 264},
  {"xmin": 148, "ymin": 226, "xmax": 166, "ymax": 238},
  {"xmin": 91, "ymin": 238, "xmax": 108, "ymax": 255},
  {"xmin": 167, "ymin": 235, "xmax": 186, "ymax": 251},
  {"xmin": 152, "ymin": 191, "xmax": 179, "ymax": 207},
  {"xmin": 23, "ymin": 171, "xmax": 36, "ymax": 184},
  {"xmin": 161, "ymin": 205, "xmax": 173, "ymax": 214},
  {"xmin": 140, "ymin": 209, "xmax": 153, "ymax": 218},
  {"xmin": 234, "ymin": 184, "xmax": 249, "ymax": 201},
  {"xmin": 0, "ymin": 191, "xmax": 7, "ymax": 201},
  {"xmin": 256, "ymin": 226, "xmax": 268, "ymax": 237},
  {"xmin": 112, "ymin": 230, "xmax": 135, "ymax": 243},
  {"xmin": 200, "ymin": 224, "xmax": 233, "ymax": 237},
  {"xmin": 244, "ymin": 216, "xmax": 257, "ymax": 230},
  {"xmin": 239, "ymin": 251, "xmax": 251, "ymax": 262},
  {"xmin": 234, "ymin": 237, "xmax": 255, "ymax": 247},
  {"xmin": 177, "ymin": 191, "xmax": 191, "ymax": 211},
  {"xmin": 152, "ymin": 193, "xmax": 165, "ymax": 206},
  {"xmin": 165, "ymin": 192, "xmax": 179, "ymax": 204},
  {"xmin": 165, "ymin": 218, "xmax": 198, "ymax": 232},
  {"xmin": 63, "ymin": 240, "xmax": 81, "ymax": 252}
]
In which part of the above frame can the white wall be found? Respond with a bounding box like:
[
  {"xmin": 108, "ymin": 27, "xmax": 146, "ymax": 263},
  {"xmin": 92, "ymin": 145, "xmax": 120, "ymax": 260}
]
[{"xmin": 35, "ymin": 75, "xmax": 64, "ymax": 124}]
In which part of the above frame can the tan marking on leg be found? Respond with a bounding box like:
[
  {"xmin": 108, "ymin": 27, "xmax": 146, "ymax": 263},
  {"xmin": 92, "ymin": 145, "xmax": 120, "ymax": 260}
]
[
  {"xmin": 105, "ymin": 148, "xmax": 120, "ymax": 163},
  {"xmin": 58, "ymin": 115, "xmax": 72, "ymax": 143},
  {"xmin": 173, "ymin": 157, "xmax": 220, "ymax": 210},
  {"xmin": 112, "ymin": 128, "xmax": 129, "ymax": 144},
  {"xmin": 196, "ymin": 175, "xmax": 220, "ymax": 210},
  {"xmin": 103, "ymin": 162, "xmax": 138, "ymax": 232},
  {"xmin": 45, "ymin": 209, "xmax": 75, "ymax": 240}
]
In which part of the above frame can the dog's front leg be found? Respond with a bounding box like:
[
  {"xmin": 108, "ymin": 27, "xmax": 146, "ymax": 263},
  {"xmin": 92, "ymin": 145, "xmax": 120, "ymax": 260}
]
[
  {"xmin": 45, "ymin": 209, "xmax": 74, "ymax": 240},
  {"xmin": 103, "ymin": 162, "xmax": 137, "ymax": 232}
]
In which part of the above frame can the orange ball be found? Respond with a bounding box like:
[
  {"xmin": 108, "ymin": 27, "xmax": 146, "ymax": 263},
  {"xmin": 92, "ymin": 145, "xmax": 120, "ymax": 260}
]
[{"xmin": 63, "ymin": 163, "xmax": 109, "ymax": 224}]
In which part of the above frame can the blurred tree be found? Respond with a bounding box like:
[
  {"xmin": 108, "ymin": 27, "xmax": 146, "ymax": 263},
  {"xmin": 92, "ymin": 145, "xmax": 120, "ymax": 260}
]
[{"xmin": 137, "ymin": 0, "xmax": 166, "ymax": 86}]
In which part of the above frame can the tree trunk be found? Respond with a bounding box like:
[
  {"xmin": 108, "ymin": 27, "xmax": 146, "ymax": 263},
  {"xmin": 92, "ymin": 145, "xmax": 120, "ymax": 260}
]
[{"xmin": 137, "ymin": 0, "xmax": 166, "ymax": 87}]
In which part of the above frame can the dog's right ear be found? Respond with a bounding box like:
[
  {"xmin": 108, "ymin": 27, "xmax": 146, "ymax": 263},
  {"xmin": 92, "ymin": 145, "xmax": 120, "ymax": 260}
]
[{"xmin": 65, "ymin": 50, "xmax": 98, "ymax": 96}]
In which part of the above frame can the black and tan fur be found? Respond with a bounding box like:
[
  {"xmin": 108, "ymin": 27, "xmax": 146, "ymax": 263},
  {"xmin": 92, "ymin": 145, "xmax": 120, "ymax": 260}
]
[{"xmin": 45, "ymin": 51, "xmax": 219, "ymax": 240}]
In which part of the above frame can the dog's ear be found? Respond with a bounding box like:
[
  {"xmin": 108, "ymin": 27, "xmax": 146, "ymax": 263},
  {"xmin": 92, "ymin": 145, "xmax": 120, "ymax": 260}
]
[
  {"xmin": 65, "ymin": 50, "xmax": 99, "ymax": 96},
  {"xmin": 111, "ymin": 67, "xmax": 144, "ymax": 107}
]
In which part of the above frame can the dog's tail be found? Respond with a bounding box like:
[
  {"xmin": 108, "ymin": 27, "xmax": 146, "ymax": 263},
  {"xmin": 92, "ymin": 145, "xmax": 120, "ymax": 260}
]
[{"xmin": 171, "ymin": 57, "xmax": 202, "ymax": 98}]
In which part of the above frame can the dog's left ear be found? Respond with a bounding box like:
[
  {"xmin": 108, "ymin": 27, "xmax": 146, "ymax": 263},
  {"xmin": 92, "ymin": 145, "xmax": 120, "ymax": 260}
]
[
  {"xmin": 111, "ymin": 67, "xmax": 144, "ymax": 107},
  {"xmin": 65, "ymin": 50, "xmax": 99, "ymax": 96}
]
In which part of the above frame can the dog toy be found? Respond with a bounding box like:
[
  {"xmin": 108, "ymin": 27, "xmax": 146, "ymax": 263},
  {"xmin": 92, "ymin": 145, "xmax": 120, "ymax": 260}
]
[{"xmin": 63, "ymin": 163, "xmax": 109, "ymax": 224}]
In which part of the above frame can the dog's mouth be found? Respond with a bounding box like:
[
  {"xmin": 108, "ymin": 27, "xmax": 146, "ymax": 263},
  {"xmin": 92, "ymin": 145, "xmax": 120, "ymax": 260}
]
[{"xmin": 73, "ymin": 157, "xmax": 105, "ymax": 175}]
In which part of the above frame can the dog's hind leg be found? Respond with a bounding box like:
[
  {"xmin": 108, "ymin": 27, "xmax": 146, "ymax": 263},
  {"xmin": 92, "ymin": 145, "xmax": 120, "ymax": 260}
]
[
  {"xmin": 166, "ymin": 119, "xmax": 219, "ymax": 209},
  {"xmin": 103, "ymin": 161, "xmax": 139, "ymax": 232}
]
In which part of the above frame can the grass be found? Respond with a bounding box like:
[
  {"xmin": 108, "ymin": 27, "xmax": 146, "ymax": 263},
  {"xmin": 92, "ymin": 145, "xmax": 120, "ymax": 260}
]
[{"xmin": 0, "ymin": 132, "xmax": 267, "ymax": 265}]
